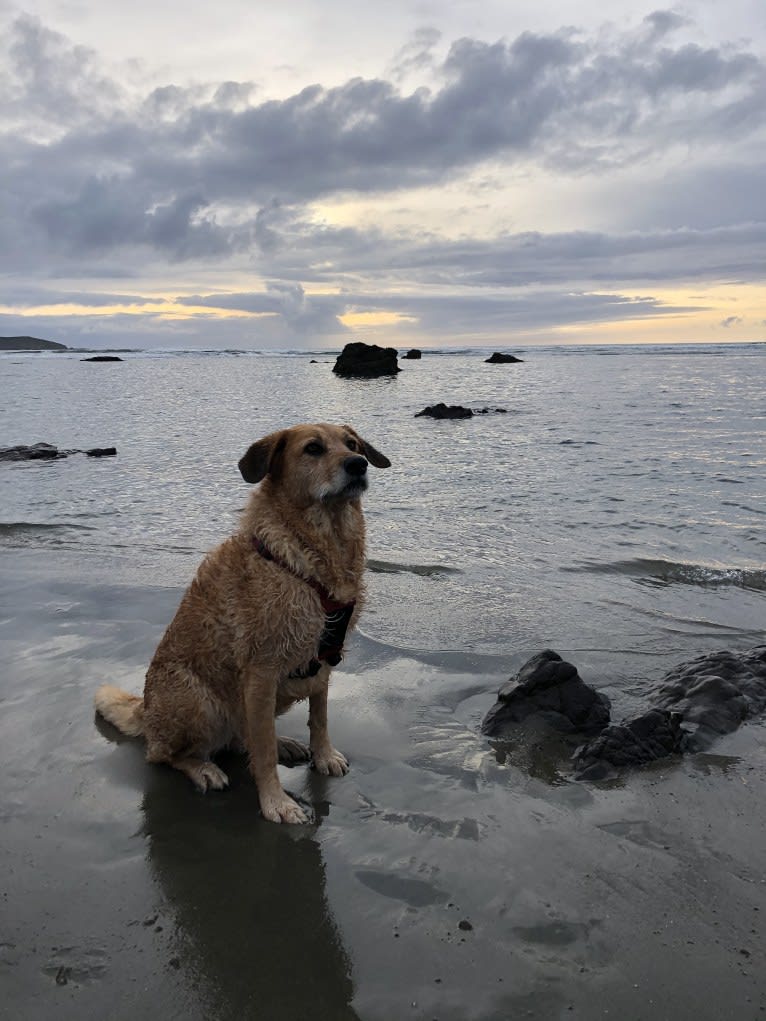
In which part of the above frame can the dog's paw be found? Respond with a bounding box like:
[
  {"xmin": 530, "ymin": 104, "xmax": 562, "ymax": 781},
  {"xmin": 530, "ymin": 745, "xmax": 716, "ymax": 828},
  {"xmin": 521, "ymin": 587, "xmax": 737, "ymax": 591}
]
[
  {"xmin": 312, "ymin": 747, "xmax": 350, "ymax": 777},
  {"xmin": 277, "ymin": 735, "xmax": 311, "ymax": 764},
  {"xmin": 259, "ymin": 791, "xmax": 308, "ymax": 825},
  {"xmin": 191, "ymin": 761, "xmax": 230, "ymax": 792}
]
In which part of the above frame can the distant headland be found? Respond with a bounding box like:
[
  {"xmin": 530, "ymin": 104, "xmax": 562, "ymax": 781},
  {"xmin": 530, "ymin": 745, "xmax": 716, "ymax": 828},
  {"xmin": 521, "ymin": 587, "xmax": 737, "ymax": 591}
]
[{"xmin": 0, "ymin": 336, "xmax": 68, "ymax": 352}]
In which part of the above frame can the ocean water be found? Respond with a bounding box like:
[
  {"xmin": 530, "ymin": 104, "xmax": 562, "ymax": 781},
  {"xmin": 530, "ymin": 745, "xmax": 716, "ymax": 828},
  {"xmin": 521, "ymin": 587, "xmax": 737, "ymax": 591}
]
[
  {"xmin": 2, "ymin": 342, "xmax": 766, "ymax": 1020},
  {"xmin": 1, "ymin": 343, "xmax": 764, "ymax": 685}
]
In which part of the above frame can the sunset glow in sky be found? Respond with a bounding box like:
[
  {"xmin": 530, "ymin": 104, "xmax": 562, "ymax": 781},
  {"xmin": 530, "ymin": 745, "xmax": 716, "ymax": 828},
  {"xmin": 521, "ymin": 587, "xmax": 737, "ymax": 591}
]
[{"xmin": 1, "ymin": 1, "xmax": 765, "ymax": 349}]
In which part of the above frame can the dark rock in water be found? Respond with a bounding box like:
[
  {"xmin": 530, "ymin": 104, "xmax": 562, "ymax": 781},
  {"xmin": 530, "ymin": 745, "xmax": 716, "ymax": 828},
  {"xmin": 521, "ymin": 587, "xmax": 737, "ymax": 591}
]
[
  {"xmin": 415, "ymin": 403, "xmax": 473, "ymax": 419},
  {"xmin": 652, "ymin": 647, "xmax": 766, "ymax": 748},
  {"xmin": 481, "ymin": 650, "xmax": 611, "ymax": 737},
  {"xmin": 485, "ymin": 352, "xmax": 523, "ymax": 364},
  {"xmin": 573, "ymin": 709, "xmax": 688, "ymax": 780},
  {"xmin": 0, "ymin": 443, "xmax": 116, "ymax": 462},
  {"xmin": 332, "ymin": 342, "xmax": 400, "ymax": 378},
  {"xmin": 81, "ymin": 355, "xmax": 123, "ymax": 362},
  {"xmin": 403, "ymin": 349, "xmax": 422, "ymax": 359},
  {"xmin": 415, "ymin": 404, "xmax": 508, "ymax": 419},
  {"xmin": 572, "ymin": 646, "xmax": 766, "ymax": 777},
  {"xmin": 0, "ymin": 443, "xmax": 61, "ymax": 461},
  {"xmin": 486, "ymin": 646, "xmax": 766, "ymax": 781}
]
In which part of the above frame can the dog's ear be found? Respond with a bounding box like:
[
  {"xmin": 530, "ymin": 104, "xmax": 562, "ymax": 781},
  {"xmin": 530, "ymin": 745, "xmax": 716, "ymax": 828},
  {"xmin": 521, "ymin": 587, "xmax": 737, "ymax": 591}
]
[
  {"xmin": 345, "ymin": 426, "xmax": 391, "ymax": 468},
  {"xmin": 238, "ymin": 432, "xmax": 287, "ymax": 483}
]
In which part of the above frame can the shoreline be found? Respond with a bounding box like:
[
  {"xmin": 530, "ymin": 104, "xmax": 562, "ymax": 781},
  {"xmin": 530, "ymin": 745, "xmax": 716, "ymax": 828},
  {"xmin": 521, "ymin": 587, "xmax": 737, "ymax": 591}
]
[{"xmin": 2, "ymin": 548, "xmax": 765, "ymax": 1019}]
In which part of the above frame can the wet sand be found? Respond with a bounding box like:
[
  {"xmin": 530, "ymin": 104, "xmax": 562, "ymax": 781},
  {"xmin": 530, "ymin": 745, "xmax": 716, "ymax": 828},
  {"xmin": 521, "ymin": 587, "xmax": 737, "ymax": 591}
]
[{"xmin": 2, "ymin": 550, "xmax": 765, "ymax": 1020}]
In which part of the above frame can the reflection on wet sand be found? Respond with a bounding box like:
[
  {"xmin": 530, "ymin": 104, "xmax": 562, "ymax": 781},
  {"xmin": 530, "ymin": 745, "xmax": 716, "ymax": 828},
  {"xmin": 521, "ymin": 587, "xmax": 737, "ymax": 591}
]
[{"xmin": 139, "ymin": 753, "xmax": 360, "ymax": 1020}]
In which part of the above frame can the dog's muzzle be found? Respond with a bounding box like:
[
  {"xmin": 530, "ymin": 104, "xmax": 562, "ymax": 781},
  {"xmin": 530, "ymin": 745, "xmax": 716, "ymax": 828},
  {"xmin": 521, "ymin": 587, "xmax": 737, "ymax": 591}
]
[
  {"xmin": 339, "ymin": 455, "xmax": 368, "ymax": 495},
  {"xmin": 344, "ymin": 455, "xmax": 368, "ymax": 478}
]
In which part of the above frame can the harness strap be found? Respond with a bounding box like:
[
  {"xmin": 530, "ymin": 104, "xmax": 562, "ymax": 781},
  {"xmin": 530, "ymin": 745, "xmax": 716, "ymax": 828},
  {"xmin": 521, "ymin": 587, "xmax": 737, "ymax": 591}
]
[
  {"xmin": 252, "ymin": 535, "xmax": 356, "ymax": 674},
  {"xmin": 252, "ymin": 537, "xmax": 351, "ymax": 613}
]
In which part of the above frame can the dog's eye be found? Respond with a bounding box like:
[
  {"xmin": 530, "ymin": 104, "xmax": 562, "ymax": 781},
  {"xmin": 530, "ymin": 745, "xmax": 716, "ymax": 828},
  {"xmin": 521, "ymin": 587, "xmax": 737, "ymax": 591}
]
[
  {"xmin": 304, "ymin": 441, "xmax": 324, "ymax": 456},
  {"xmin": 345, "ymin": 438, "xmax": 358, "ymax": 452}
]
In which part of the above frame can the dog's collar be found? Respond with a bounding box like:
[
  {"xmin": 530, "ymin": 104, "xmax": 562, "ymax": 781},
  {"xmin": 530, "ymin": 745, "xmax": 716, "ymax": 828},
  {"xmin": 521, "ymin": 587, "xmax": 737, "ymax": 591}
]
[{"xmin": 252, "ymin": 536, "xmax": 353, "ymax": 615}]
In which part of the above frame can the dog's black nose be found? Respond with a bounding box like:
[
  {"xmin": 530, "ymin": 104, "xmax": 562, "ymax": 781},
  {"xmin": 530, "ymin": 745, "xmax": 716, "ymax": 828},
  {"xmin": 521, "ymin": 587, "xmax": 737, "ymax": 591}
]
[{"xmin": 344, "ymin": 455, "xmax": 368, "ymax": 477}]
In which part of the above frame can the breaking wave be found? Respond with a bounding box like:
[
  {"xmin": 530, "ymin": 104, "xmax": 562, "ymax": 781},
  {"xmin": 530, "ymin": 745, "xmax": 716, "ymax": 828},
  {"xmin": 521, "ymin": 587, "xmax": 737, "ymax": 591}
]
[{"xmin": 565, "ymin": 557, "xmax": 766, "ymax": 592}]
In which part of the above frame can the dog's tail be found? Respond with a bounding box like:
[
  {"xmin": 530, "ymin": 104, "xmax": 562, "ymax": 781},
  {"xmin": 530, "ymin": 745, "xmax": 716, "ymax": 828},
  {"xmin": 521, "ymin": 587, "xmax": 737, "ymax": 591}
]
[{"xmin": 94, "ymin": 684, "xmax": 145, "ymax": 738}]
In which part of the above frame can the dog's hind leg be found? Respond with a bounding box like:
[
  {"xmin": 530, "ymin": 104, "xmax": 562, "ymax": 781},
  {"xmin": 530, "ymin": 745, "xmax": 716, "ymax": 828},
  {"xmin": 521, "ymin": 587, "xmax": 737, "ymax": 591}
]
[
  {"xmin": 142, "ymin": 664, "xmax": 232, "ymax": 792},
  {"xmin": 277, "ymin": 735, "xmax": 311, "ymax": 764},
  {"xmin": 169, "ymin": 755, "xmax": 229, "ymax": 792},
  {"xmin": 144, "ymin": 740, "xmax": 230, "ymax": 792}
]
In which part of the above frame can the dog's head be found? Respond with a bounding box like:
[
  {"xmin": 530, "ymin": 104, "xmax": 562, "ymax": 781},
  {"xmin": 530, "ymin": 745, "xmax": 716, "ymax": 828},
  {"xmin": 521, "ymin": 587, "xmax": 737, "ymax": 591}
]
[{"xmin": 239, "ymin": 423, "xmax": 390, "ymax": 505}]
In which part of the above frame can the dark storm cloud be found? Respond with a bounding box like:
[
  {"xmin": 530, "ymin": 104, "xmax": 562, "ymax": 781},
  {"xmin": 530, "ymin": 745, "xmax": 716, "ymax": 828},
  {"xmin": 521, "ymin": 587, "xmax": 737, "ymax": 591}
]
[
  {"xmin": 214, "ymin": 214, "xmax": 766, "ymax": 288},
  {"xmin": 2, "ymin": 9, "xmax": 765, "ymax": 264}
]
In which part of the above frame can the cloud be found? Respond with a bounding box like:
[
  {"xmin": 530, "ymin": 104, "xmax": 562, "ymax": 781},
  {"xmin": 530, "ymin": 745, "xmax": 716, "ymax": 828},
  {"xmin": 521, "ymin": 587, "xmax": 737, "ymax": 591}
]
[
  {"xmin": 1, "ymin": 14, "xmax": 122, "ymax": 134},
  {"xmin": 232, "ymin": 212, "xmax": 766, "ymax": 289},
  {"xmin": 0, "ymin": 9, "xmax": 764, "ymax": 347},
  {"xmin": 3, "ymin": 11, "xmax": 765, "ymax": 243},
  {"xmin": 720, "ymin": 315, "xmax": 743, "ymax": 327}
]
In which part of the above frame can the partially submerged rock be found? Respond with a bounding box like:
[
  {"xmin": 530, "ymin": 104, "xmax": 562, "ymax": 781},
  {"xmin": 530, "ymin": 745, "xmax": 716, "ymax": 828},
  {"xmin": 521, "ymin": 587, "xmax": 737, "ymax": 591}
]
[
  {"xmin": 415, "ymin": 404, "xmax": 508, "ymax": 419},
  {"xmin": 81, "ymin": 355, "xmax": 123, "ymax": 362},
  {"xmin": 652, "ymin": 647, "xmax": 766, "ymax": 747},
  {"xmin": 573, "ymin": 709, "xmax": 687, "ymax": 780},
  {"xmin": 402, "ymin": 349, "xmax": 422, "ymax": 359},
  {"xmin": 485, "ymin": 352, "xmax": 523, "ymax": 364},
  {"xmin": 332, "ymin": 342, "xmax": 400, "ymax": 378},
  {"xmin": 0, "ymin": 443, "xmax": 116, "ymax": 461},
  {"xmin": 415, "ymin": 403, "xmax": 473, "ymax": 419},
  {"xmin": 485, "ymin": 646, "xmax": 766, "ymax": 781},
  {"xmin": 0, "ymin": 443, "xmax": 60, "ymax": 461},
  {"xmin": 481, "ymin": 650, "xmax": 611, "ymax": 737}
]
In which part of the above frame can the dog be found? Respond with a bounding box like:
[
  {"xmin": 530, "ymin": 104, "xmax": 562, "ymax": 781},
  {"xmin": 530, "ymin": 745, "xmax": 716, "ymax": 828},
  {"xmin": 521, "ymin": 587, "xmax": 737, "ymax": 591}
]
[{"xmin": 94, "ymin": 423, "xmax": 390, "ymax": 823}]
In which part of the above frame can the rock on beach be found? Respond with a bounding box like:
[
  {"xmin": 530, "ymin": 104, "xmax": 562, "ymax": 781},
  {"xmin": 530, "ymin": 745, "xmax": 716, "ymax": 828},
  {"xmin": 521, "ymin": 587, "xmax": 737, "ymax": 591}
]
[
  {"xmin": 485, "ymin": 646, "xmax": 766, "ymax": 780},
  {"xmin": 481, "ymin": 650, "xmax": 611, "ymax": 737}
]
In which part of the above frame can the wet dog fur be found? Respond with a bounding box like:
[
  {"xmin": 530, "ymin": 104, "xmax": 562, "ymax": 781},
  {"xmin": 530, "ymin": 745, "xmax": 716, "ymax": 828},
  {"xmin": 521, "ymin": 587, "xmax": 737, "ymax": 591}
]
[{"xmin": 94, "ymin": 423, "xmax": 390, "ymax": 823}]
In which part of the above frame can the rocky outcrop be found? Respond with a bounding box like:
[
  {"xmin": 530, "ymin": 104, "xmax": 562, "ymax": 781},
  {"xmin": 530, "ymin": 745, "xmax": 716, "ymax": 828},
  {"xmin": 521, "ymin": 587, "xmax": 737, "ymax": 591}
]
[
  {"xmin": 403, "ymin": 349, "xmax": 422, "ymax": 359},
  {"xmin": 484, "ymin": 647, "xmax": 766, "ymax": 780},
  {"xmin": 573, "ymin": 710, "xmax": 687, "ymax": 779},
  {"xmin": 81, "ymin": 355, "xmax": 123, "ymax": 362},
  {"xmin": 332, "ymin": 342, "xmax": 400, "ymax": 378},
  {"xmin": 652, "ymin": 647, "xmax": 766, "ymax": 745},
  {"xmin": 415, "ymin": 404, "xmax": 473, "ymax": 419},
  {"xmin": 0, "ymin": 443, "xmax": 116, "ymax": 461},
  {"xmin": 485, "ymin": 352, "xmax": 523, "ymax": 363},
  {"xmin": 415, "ymin": 404, "xmax": 508, "ymax": 419},
  {"xmin": 481, "ymin": 650, "xmax": 611, "ymax": 737}
]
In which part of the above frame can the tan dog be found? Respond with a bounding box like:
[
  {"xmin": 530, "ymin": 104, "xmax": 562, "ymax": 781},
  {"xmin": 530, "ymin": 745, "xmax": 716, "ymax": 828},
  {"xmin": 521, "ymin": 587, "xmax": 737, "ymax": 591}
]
[{"xmin": 94, "ymin": 423, "xmax": 390, "ymax": 823}]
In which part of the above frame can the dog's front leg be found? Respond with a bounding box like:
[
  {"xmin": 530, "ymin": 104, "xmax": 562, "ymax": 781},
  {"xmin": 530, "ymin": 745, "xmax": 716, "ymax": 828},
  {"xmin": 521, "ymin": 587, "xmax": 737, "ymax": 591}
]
[
  {"xmin": 309, "ymin": 676, "xmax": 350, "ymax": 777},
  {"xmin": 244, "ymin": 667, "xmax": 307, "ymax": 824}
]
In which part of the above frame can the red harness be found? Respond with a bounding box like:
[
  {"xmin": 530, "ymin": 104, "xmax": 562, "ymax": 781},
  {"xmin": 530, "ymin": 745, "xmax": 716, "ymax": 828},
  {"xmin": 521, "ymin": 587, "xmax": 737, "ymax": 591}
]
[{"xmin": 252, "ymin": 536, "xmax": 356, "ymax": 675}]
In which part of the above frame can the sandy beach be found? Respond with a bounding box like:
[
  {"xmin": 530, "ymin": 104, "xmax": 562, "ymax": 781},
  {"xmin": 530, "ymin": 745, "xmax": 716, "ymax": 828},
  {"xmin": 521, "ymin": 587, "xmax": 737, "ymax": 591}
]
[{"xmin": 2, "ymin": 547, "xmax": 765, "ymax": 1021}]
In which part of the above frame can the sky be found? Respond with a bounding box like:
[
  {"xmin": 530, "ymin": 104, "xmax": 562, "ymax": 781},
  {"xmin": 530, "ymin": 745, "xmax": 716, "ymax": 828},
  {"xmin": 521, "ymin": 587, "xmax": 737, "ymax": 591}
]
[{"xmin": 1, "ymin": 0, "xmax": 765, "ymax": 350}]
